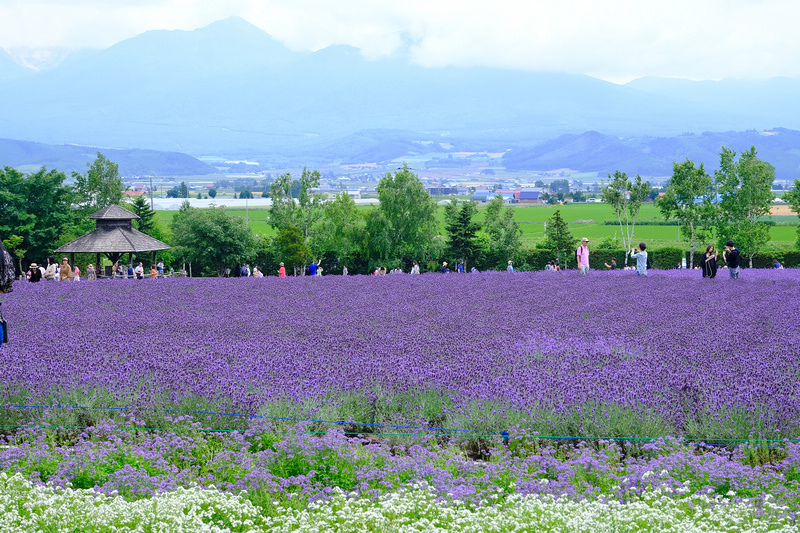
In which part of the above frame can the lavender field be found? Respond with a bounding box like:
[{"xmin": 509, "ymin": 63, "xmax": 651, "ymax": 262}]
[
  {"xmin": 2, "ymin": 270, "xmax": 800, "ymax": 440},
  {"xmin": 2, "ymin": 270, "xmax": 800, "ymax": 530}
]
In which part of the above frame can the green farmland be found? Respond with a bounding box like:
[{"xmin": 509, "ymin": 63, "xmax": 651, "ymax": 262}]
[{"xmin": 159, "ymin": 203, "xmax": 799, "ymax": 250}]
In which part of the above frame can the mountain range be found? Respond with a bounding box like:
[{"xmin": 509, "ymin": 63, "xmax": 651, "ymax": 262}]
[{"xmin": 1, "ymin": 16, "xmax": 799, "ymax": 176}]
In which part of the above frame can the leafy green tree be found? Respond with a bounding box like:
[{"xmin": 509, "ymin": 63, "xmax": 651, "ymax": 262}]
[
  {"xmin": 571, "ymin": 190, "xmax": 585, "ymax": 203},
  {"xmin": 715, "ymin": 146, "xmax": 775, "ymax": 267},
  {"xmin": 171, "ymin": 205, "xmax": 256, "ymax": 276},
  {"xmin": 130, "ymin": 195, "xmax": 156, "ymax": 235},
  {"xmin": 444, "ymin": 200, "xmax": 482, "ymax": 269},
  {"xmin": 366, "ymin": 164, "xmax": 437, "ymax": 266},
  {"xmin": 179, "ymin": 182, "xmax": 189, "ymax": 199},
  {"xmin": 269, "ymin": 172, "xmax": 298, "ymax": 231},
  {"xmin": 2, "ymin": 235, "xmax": 25, "ymax": 274},
  {"xmin": 315, "ymin": 192, "xmax": 365, "ymax": 270},
  {"xmin": 602, "ymin": 171, "xmax": 650, "ymax": 266},
  {"xmin": 538, "ymin": 210, "xmax": 577, "ymax": 267},
  {"xmin": 0, "ymin": 166, "xmax": 73, "ymax": 263},
  {"xmin": 208, "ymin": 188, "xmax": 217, "ymax": 199},
  {"xmin": 239, "ymin": 189, "xmax": 253, "ymax": 199},
  {"xmin": 785, "ymin": 179, "xmax": 800, "ymax": 249},
  {"xmin": 166, "ymin": 187, "xmax": 180, "ymax": 198},
  {"xmin": 658, "ymin": 159, "xmax": 715, "ymax": 268},
  {"xmin": 534, "ymin": 180, "xmax": 545, "ymax": 188},
  {"xmin": 483, "ymin": 194, "xmax": 522, "ymax": 269},
  {"xmin": 297, "ymin": 168, "xmax": 325, "ymax": 244},
  {"xmin": 274, "ymin": 225, "xmax": 312, "ymax": 276},
  {"xmin": 72, "ymin": 152, "xmax": 125, "ymax": 211}
]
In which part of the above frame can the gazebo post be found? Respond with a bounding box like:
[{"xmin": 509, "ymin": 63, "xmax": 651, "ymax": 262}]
[
  {"xmin": 70, "ymin": 253, "xmax": 75, "ymax": 268},
  {"xmin": 96, "ymin": 253, "xmax": 101, "ymax": 274}
]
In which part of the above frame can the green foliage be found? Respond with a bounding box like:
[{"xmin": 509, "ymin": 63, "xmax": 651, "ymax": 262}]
[
  {"xmin": 268, "ymin": 173, "xmax": 298, "ymax": 231},
  {"xmin": 72, "ymin": 152, "xmax": 125, "ymax": 212},
  {"xmin": 659, "ymin": 159, "xmax": 715, "ymax": 268},
  {"xmin": 550, "ymin": 179, "xmax": 570, "ymax": 194},
  {"xmin": 208, "ymin": 188, "xmax": 217, "ymax": 198},
  {"xmin": 538, "ymin": 210, "xmax": 577, "ymax": 266},
  {"xmin": 129, "ymin": 195, "xmax": 156, "ymax": 235},
  {"xmin": 171, "ymin": 206, "xmax": 256, "ymax": 276},
  {"xmin": 0, "ymin": 166, "xmax": 74, "ymax": 263},
  {"xmin": 366, "ymin": 164, "xmax": 438, "ymax": 267},
  {"xmin": 314, "ymin": 192, "xmax": 365, "ymax": 272},
  {"xmin": 715, "ymin": 146, "xmax": 775, "ymax": 266},
  {"xmin": 648, "ymin": 247, "xmax": 684, "ymax": 269},
  {"xmin": 483, "ymin": 195, "xmax": 523, "ymax": 269},
  {"xmin": 274, "ymin": 225, "xmax": 312, "ymax": 276},
  {"xmin": 784, "ymin": 179, "xmax": 800, "ymax": 249},
  {"xmin": 602, "ymin": 171, "xmax": 651, "ymax": 266},
  {"xmin": 444, "ymin": 200, "xmax": 483, "ymax": 269}
]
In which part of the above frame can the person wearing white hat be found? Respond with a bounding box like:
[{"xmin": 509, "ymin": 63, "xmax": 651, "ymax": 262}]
[
  {"xmin": 507, "ymin": 260, "xmax": 514, "ymax": 272},
  {"xmin": 576, "ymin": 238, "xmax": 590, "ymax": 275}
]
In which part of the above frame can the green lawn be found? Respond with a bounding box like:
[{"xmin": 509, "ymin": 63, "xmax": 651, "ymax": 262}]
[{"xmin": 159, "ymin": 203, "xmax": 798, "ymax": 250}]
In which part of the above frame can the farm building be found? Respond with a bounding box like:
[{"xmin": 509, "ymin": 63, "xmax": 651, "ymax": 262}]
[{"xmin": 519, "ymin": 189, "xmax": 543, "ymax": 203}]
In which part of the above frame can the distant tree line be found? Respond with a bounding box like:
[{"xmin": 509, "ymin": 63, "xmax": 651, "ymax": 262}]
[{"xmin": 2, "ymin": 147, "xmax": 798, "ymax": 277}]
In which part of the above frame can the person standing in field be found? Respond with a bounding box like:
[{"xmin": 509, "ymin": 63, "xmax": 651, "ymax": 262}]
[
  {"xmin": 441, "ymin": 262, "xmax": 449, "ymax": 274},
  {"xmin": 576, "ymin": 238, "xmax": 590, "ymax": 275},
  {"xmin": 44, "ymin": 256, "xmax": 57, "ymax": 281},
  {"xmin": 59, "ymin": 258, "xmax": 72, "ymax": 281},
  {"xmin": 703, "ymin": 245, "xmax": 718, "ymax": 278},
  {"xmin": 411, "ymin": 261, "xmax": 420, "ymax": 275},
  {"xmin": 134, "ymin": 262, "xmax": 144, "ymax": 280},
  {"xmin": 86, "ymin": 264, "xmax": 96, "ymax": 280},
  {"xmin": 157, "ymin": 260, "xmax": 165, "ymax": 277},
  {"xmin": 309, "ymin": 259, "xmax": 319, "ymax": 276},
  {"xmin": 457, "ymin": 260, "xmax": 465, "ymax": 273},
  {"xmin": 507, "ymin": 260, "xmax": 514, "ymax": 272},
  {"xmin": 722, "ymin": 240, "xmax": 740, "ymax": 279},
  {"xmin": 630, "ymin": 243, "xmax": 648, "ymax": 277},
  {"xmin": 73, "ymin": 264, "xmax": 81, "ymax": 281},
  {"xmin": 342, "ymin": 265, "xmax": 348, "ymax": 276},
  {"xmin": 150, "ymin": 264, "xmax": 157, "ymax": 278},
  {"xmin": 278, "ymin": 262, "xmax": 286, "ymax": 277},
  {"xmin": 604, "ymin": 258, "xmax": 617, "ymax": 270}
]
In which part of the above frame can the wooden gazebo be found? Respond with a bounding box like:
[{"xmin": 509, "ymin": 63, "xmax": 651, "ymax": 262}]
[{"xmin": 55, "ymin": 205, "xmax": 170, "ymax": 274}]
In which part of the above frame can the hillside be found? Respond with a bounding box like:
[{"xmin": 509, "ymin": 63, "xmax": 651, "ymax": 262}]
[
  {"xmin": 503, "ymin": 129, "xmax": 800, "ymax": 180},
  {"xmin": 0, "ymin": 138, "xmax": 217, "ymax": 176}
]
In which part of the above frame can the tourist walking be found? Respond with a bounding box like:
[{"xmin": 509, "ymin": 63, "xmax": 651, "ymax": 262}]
[
  {"xmin": 457, "ymin": 260, "xmax": 465, "ymax": 273},
  {"xmin": 342, "ymin": 265, "xmax": 348, "ymax": 276},
  {"xmin": 134, "ymin": 262, "xmax": 144, "ymax": 279},
  {"xmin": 157, "ymin": 260, "xmax": 165, "ymax": 277},
  {"xmin": 441, "ymin": 262, "xmax": 449, "ymax": 274},
  {"xmin": 507, "ymin": 260, "xmax": 514, "ymax": 272},
  {"xmin": 86, "ymin": 264, "xmax": 96, "ymax": 280},
  {"xmin": 73, "ymin": 264, "xmax": 81, "ymax": 282},
  {"xmin": 410, "ymin": 261, "xmax": 420, "ymax": 275},
  {"xmin": 702, "ymin": 245, "xmax": 718, "ymax": 278},
  {"xmin": 722, "ymin": 240, "xmax": 740, "ymax": 279},
  {"xmin": 576, "ymin": 238, "xmax": 590, "ymax": 274},
  {"xmin": 278, "ymin": 262, "xmax": 286, "ymax": 277},
  {"xmin": 630, "ymin": 243, "xmax": 648, "ymax": 276}
]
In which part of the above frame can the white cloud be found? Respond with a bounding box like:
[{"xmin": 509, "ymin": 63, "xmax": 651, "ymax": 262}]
[{"xmin": 1, "ymin": 0, "xmax": 799, "ymax": 80}]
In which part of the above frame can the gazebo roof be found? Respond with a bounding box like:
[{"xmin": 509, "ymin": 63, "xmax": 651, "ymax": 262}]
[
  {"xmin": 55, "ymin": 227, "xmax": 170, "ymax": 254},
  {"xmin": 89, "ymin": 205, "xmax": 140, "ymax": 220}
]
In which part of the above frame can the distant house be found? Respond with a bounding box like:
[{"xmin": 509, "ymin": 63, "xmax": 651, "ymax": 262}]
[{"xmin": 519, "ymin": 189, "xmax": 542, "ymax": 203}]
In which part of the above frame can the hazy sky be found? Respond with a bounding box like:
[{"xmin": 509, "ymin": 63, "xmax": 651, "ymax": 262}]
[{"xmin": 1, "ymin": 0, "xmax": 798, "ymax": 82}]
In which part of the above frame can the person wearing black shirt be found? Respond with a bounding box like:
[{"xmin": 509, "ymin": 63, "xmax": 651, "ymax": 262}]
[{"xmin": 723, "ymin": 240, "xmax": 740, "ymax": 279}]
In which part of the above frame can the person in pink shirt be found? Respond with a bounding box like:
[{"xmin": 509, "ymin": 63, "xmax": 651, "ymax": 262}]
[
  {"xmin": 277, "ymin": 262, "xmax": 286, "ymax": 277},
  {"xmin": 576, "ymin": 238, "xmax": 590, "ymax": 275}
]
